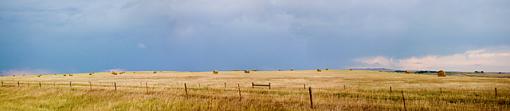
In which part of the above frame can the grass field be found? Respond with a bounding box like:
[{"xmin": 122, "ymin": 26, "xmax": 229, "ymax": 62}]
[{"xmin": 0, "ymin": 70, "xmax": 509, "ymax": 111}]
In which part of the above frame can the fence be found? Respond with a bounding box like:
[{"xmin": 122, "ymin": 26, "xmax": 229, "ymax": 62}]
[{"xmin": 0, "ymin": 80, "xmax": 507, "ymax": 110}]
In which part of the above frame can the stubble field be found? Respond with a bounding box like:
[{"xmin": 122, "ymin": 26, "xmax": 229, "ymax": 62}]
[{"xmin": 0, "ymin": 70, "xmax": 509, "ymax": 111}]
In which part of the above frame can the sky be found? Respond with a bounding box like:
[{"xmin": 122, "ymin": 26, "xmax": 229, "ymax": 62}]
[{"xmin": 1, "ymin": 0, "xmax": 509, "ymax": 75}]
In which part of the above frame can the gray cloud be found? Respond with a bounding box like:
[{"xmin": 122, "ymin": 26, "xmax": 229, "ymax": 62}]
[{"xmin": 0, "ymin": 0, "xmax": 509, "ymax": 72}]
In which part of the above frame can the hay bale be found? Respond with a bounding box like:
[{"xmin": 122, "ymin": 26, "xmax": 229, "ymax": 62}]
[
  {"xmin": 244, "ymin": 70, "xmax": 250, "ymax": 73},
  {"xmin": 37, "ymin": 75, "xmax": 42, "ymax": 77},
  {"xmin": 325, "ymin": 68, "xmax": 329, "ymax": 71},
  {"xmin": 213, "ymin": 70, "xmax": 219, "ymax": 74},
  {"xmin": 290, "ymin": 69, "xmax": 294, "ymax": 71},
  {"xmin": 437, "ymin": 70, "xmax": 446, "ymax": 77},
  {"xmin": 111, "ymin": 72, "xmax": 118, "ymax": 75},
  {"xmin": 316, "ymin": 69, "xmax": 322, "ymax": 72},
  {"xmin": 153, "ymin": 71, "xmax": 157, "ymax": 74}
]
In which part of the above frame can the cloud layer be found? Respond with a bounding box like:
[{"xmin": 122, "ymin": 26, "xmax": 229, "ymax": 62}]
[
  {"xmin": 357, "ymin": 48, "xmax": 510, "ymax": 72},
  {"xmin": 1, "ymin": 0, "xmax": 509, "ymax": 73}
]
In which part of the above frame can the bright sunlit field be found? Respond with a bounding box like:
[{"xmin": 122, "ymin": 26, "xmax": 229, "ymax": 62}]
[{"xmin": 0, "ymin": 70, "xmax": 509, "ymax": 111}]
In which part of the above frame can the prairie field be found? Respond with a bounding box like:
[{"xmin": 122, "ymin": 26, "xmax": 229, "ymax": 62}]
[{"xmin": 0, "ymin": 70, "xmax": 509, "ymax": 111}]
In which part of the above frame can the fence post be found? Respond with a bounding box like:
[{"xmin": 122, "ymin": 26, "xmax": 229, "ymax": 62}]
[
  {"xmin": 145, "ymin": 82, "xmax": 149, "ymax": 94},
  {"xmin": 184, "ymin": 83, "xmax": 188, "ymax": 98},
  {"xmin": 251, "ymin": 82, "xmax": 254, "ymax": 88},
  {"xmin": 343, "ymin": 85, "xmax": 346, "ymax": 90},
  {"xmin": 401, "ymin": 91, "xmax": 407, "ymax": 111},
  {"xmin": 39, "ymin": 82, "xmax": 42, "ymax": 88},
  {"xmin": 237, "ymin": 83, "xmax": 242, "ymax": 101},
  {"xmin": 89, "ymin": 81, "xmax": 92, "ymax": 90},
  {"xmin": 18, "ymin": 81, "xmax": 20, "ymax": 87},
  {"xmin": 1, "ymin": 81, "xmax": 3, "ymax": 87},
  {"xmin": 495, "ymin": 88, "xmax": 498, "ymax": 97},
  {"xmin": 114, "ymin": 82, "xmax": 117, "ymax": 91},
  {"xmin": 304, "ymin": 84, "xmax": 306, "ymax": 89},
  {"xmin": 224, "ymin": 82, "xmax": 227, "ymax": 88},
  {"xmin": 269, "ymin": 82, "xmax": 271, "ymax": 89},
  {"xmin": 309, "ymin": 87, "xmax": 314, "ymax": 109},
  {"xmin": 390, "ymin": 86, "xmax": 392, "ymax": 93},
  {"xmin": 69, "ymin": 81, "xmax": 72, "ymax": 88}
]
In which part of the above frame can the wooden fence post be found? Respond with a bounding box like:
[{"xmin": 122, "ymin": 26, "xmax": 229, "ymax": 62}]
[
  {"xmin": 69, "ymin": 81, "xmax": 72, "ymax": 88},
  {"xmin": 390, "ymin": 86, "xmax": 392, "ymax": 93},
  {"xmin": 304, "ymin": 84, "xmax": 306, "ymax": 89},
  {"xmin": 39, "ymin": 82, "xmax": 42, "ymax": 88},
  {"xmin": 17, "ymin": 81, "xmax": 20, "ymax": 87},
  {"xmin": 343, "ymin": 85, "xmax": 346, "ymax": 90},
  {"xmin": 1, "ymin": 81, "xmax": 3, "ymax": 87},
  {"xmin": 184, "ymin": 83, "xmax": 188, "ymax": 98},
  {"xmin": 251, "ymin": 82, "xmax": 254, "ymax": 88},
  {"xmin": 224, "ymin": 82, "xmax": 227, "ymax": 88},
  {"xmin": 89, "ymin": 81, "xmax": 92, "ymax": 90},
  {"xmin": 237, "ymin": 83, "xmax": 242, "ymax": 101},
  {"xmin": 495, "ymin": 88, "xmax": 498, "ymax": 97},
  {"xmin": 114, "ymin": 82, "xmax": 117, "ymax": 91},
  {"xmin": 401, "ymin": 91, "xmax": 407, "ymax": 111},
  {"xmin": 269, "ymin": 82, "xmax": 271, "ymax": 89},
  {"xmin": 145, "ymin": 82, "xmax": 149, "ymax": 94},
  {"xmin": 309, "ymin": 87, "xmax": 314, "ymax": 109}
]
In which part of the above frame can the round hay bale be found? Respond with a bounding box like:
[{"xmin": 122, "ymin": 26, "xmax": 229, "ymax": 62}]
[
  {"xmin": 244, "ymin": 70, "xmax": 250, "ymax": 73},
  {"xmin": 111, "ymin": 72, "xmax": 118, "ymax": 75},
  {"xmin": 213, "ymin": 70, "xmax": 219, "ymax": 74},
  {"xmin": 316, "ymin": 69, "xmax": 322, "ymax": 72},
  {"xmin": 437, "ymin": 70, "xmax": 446, "ymax": 77}
]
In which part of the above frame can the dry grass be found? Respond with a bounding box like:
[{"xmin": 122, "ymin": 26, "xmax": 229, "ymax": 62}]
[{"xmin": 0, "ymin": 70, "xmax": 509, "ymax": 111}]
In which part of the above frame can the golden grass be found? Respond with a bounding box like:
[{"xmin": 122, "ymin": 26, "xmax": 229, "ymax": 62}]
[{"xmin": 0, "ymin": 70, "xmax": 509, "ymax": 111}]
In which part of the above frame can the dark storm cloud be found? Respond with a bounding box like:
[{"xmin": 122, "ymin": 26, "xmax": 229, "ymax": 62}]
[{"xmin": 1, "ymin": 0, "xmax": 509, "ymax": 74}]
